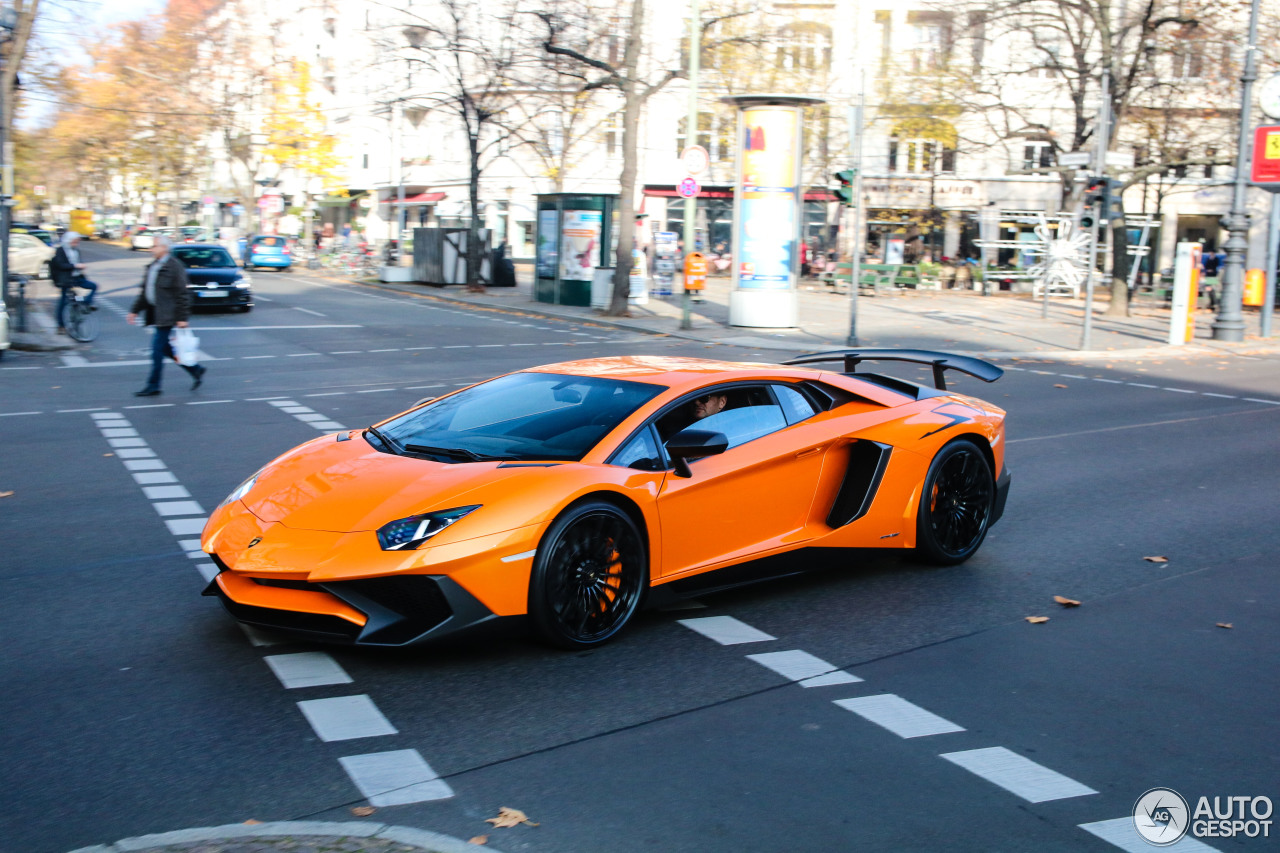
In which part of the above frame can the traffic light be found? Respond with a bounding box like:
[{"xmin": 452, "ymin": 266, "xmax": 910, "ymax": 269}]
[
  {"xmin": 833, "ymin": 170, "xmax": 855, "ymax": 207},
  {"xmin": 1080, "ymin": 175, "xmax": 1111, "ymax": 229}
]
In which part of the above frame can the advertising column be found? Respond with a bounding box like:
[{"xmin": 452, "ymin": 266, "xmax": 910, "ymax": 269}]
[{"xmin": 725, "ymin": 97, "xmax": 821, "ymax": 327}]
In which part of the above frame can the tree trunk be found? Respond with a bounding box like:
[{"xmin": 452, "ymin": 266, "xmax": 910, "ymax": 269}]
[
  {"xmin": 466, "ymin": 114, "xmax": 485, "ymax": 292},
  {"xmin": 1104, "ymin": 206, "xmax": 1130, "ymax": 317},
  {"xmin": 608, "ymin": 0, "xmax": 645, "ymax": 316}
]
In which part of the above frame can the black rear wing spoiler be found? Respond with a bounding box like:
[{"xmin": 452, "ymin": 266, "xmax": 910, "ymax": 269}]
[{"xmin": 782, "ymin": 349, "xmax": 1003, "ymax": 391}]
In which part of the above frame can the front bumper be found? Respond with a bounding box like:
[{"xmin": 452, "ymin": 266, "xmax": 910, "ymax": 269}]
[
  {"xmin": 189, "ymin": 287, "xmax": 252, "ymax": 309},
  {"xmin": 203, "ymin": 559, "xmax": 511, "ymax": 646}
]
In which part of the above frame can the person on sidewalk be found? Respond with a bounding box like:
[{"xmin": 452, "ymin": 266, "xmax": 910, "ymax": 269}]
[
  {"xmin": 50, "ymin": 232, "xmax": 99, "ymax": 333},
  {"xmin": 126, "ymin": 234, "xmax": 205, "ymax": 397}
]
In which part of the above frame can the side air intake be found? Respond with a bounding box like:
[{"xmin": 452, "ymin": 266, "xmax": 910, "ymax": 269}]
[{"xmin": 827, "ymin": 441, "xmax": 892, "ymax": 528}]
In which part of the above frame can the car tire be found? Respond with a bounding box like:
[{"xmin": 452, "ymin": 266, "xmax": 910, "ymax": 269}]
[
  {"xmin": 528, "ymin": 499, "xmax": 648, "ymax": 649},
  {"xmin": 914, "ymin": 438, "xmax": 995, "ymax": 565}
]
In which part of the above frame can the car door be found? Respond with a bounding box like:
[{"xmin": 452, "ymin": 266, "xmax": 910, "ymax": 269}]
[
  {"xmin": 8, "ymin": 233, "xmax": 39, "ymax": 275},
  {"xmin": 653, "ymin": 383, "xmax": 829, "ymax": 578}
]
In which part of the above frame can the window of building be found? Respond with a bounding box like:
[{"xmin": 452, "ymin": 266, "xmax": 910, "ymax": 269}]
[
  {"xmin": 776, "ymin": 22, "xmax": 833, "ymax": 73},
  {"xmin": 1022, "ymin": 140, "xmax": 1054, "ymax": 170},
  {"xmin": 1171, "ymin": 29, "xmax": 1205, "ymax": 79},
  {"xmin": 603, "ymin": 112, "xmax": 622, "ymax": 157},
  {"xmin": 1204, "ymin": 148, "xmax": 1216, "ymax": 178},
  {"xmin": 675, "ymin": 111, "xmax": 732, "ymax": 162},
  {"xmin": 875, "ymin": 10, "xmax": 892, "ymax": 77},
  {"xmin": 889, "ymin": 120, "xmax": 958, "ymax": 174},
  {"xmin": 906, "ymin": 11, "xmax": 952, "ymax": 73},
  {"xmin": 968, "ymin": 12, "xmax": 986, "ymax": 76}
]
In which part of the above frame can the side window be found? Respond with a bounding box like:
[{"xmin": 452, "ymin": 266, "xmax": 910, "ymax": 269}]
[
  {"xmin": 774, "ymin": 384, "xmax": 818, "ymax": 425},
  {"xmin": 682, "ymin": 385, "xmax": 788, "ymax": 449},
  {"xmin": 612, "ymin": 427, "xmax": 663, "ymax": 471}
]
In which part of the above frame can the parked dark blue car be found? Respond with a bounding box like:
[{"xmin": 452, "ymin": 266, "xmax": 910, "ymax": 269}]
[
  {"xmin": 171, "ymin": 244, "xmax": 253, "ymax": 312},
  {"xmin": 244, "ymin": 235, "xmax": 292, "ymax": 270}
]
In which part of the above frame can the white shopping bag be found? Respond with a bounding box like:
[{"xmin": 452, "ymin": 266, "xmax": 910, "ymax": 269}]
[{"xmin": 173, "ymin": 328, "xmax": 200, "ymax": 366}]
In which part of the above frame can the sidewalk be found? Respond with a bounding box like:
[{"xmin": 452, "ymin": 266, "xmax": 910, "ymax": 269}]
[
  {"xmin": 68, "ymin": 820, "xmax": 507, "ymax": 853},
  {"xmin": 365, "ymin": 271, "xmax": 1280, "ymax": 361}
]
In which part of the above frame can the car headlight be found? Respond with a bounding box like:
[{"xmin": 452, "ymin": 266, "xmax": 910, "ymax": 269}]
[
  {"xmin": 376, "ymin": 505, "xmax": 480, "ymax": 551},
  {"xmin": 218, "ymin": 470, "xmax": 263, "ymax": 509}
]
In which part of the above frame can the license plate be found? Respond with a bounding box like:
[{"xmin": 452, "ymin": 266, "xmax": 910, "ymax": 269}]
[{"xmin": 197, "ymin": 290, "xmax": 227, "ymax": 297}]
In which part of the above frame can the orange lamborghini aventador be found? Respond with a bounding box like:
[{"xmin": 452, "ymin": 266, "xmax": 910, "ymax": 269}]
[{"xmin": 202, "ymin": 350, "xmax": 1010, "ymax": 649}]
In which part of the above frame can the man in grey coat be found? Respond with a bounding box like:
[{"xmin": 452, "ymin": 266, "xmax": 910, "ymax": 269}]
[{"xmin": 127, "ymin": 233, "xmax": 206, "ymax": 396}]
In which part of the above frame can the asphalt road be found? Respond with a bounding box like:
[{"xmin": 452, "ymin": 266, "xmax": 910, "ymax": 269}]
[{"xmin": 2, "ymin": 243, "xmax": 1277, "ymax": 853}]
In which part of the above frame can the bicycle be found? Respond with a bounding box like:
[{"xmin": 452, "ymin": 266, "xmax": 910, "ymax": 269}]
[{"xmin": 61, "ymin": 290, "xmax": 100, "ymax": 342}]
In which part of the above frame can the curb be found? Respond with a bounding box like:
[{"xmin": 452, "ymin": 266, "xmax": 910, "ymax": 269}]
[
  {"xmin": 66, "ymin": 820, "xmax": 507, "ymax": 853},
  {"xmin": 350, "ymin": 279, "xmax": 1280, "ymax": 360}
]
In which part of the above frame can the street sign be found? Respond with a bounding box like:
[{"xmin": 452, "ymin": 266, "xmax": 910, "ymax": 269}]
[
  {"xmin": 680, "ymin": 145, "xmax": 709, "ymax": 176},
  {"xmin": 1259, "ymin": 73, "xmax": 1280, "ymax": 120},
  {"xmin": 1058, "ymin": 152, "xmax": 1091, "ymax": 168},
  {"xmin": 677, "ymin": 177, "xmax": 700, "ymax": 198},
  {"xmin": 1105, "ymin": 151, "xmax": 1135, "ymax": 169},
  {"xmin": 1250, "ymin": 125, "xmax": 1280, "ymax": 189},
  {"xmin": 33, "ymin": 185, "xmax": 45, "ymax": 196}
]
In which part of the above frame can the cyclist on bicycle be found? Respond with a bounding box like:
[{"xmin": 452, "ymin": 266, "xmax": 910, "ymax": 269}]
[{"xmin": 51, "ymin": 232, "xmax": 98, "ymax": 334}]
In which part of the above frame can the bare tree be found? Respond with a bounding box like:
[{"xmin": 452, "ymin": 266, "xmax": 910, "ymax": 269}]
[
  {"xmin": 948, "ymin": 0, "xmax": 1245, "ymax": 313},
  {"xmin": 369, "ymin": 0, "xmax": 535, "ymax": 291},
  {"xmin": 538, "ymin": 0, "xmax": 683, "ymax": 314}
]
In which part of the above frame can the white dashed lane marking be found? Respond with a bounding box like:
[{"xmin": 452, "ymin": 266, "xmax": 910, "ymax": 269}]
[
  {"xmin": 1079, "ymin": 818, "xmax": 1222, "ymax": 852},
  {"xmin": 265, "ymin": 653, "xmax": 354, "ymax": 689},
  {"xmin": 939, "ymin": 747, "xmax": 1097, "ymax": 803},
  {"xmin": 833, "ymin": 694, "xmax": 965, "ymax": 739},
  {"xmin": 745, "ymin": 650, "xmax": 862, "ymax": 687},
  {"xmin": 338, "ymin": 750, "xmax": 454, "ymax": 805},
  {"xmin": 268, "ymin": 399, "xmax": 346, "ymax": 432},
  {"xmin": 678, "ymin": 615, "xmax": 776, "ymax": 645},
  {"xmin": 296, "ymin": 695, "xmax": 399, "ymax": 742}
]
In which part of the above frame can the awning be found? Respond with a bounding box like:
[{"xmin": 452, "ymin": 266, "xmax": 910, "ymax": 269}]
[
  {"xmin": 381, "ymin": 192, "xmax": 446, "ymax": 205},
  {"xmin": 644, "ymin": 186, "xmax": 838, "ymax": 202},
  {"xmin": 315, "ymin": 191, "xmax": 368, "ymax": 208}
]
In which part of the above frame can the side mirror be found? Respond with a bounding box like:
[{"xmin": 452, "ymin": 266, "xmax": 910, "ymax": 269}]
[{"xmin": 666, "ymin": 428, "xmax": 728, "ymax": 478}]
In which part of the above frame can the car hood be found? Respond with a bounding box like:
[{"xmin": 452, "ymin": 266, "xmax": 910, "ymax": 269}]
[
  {"xmin": 244, "ymin": 434, "xmax": 545, "ymax": 533},
  {"xmin": 186, "ymin": 268, "xmax": 242, "ymax": 286}
]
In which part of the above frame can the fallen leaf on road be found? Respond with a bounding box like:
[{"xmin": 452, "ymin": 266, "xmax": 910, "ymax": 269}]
[
  {"xmin": 243, "ymin": 819, "xmax": 262, "ymax": 825},
  {"xmin": 103, "ymin": 453, "xmax": 114, "ymax": 457},
  {"xmin": 0, "ymin": 491, "xmax": 13, "ymax": 498},
  {"xmin": 351, "ymin": 806, "xmax": 376, "ymax": 817},
  {"xmin": 486, "ymin": 807, "xmax": 539, "ymax": 828},
  {"xmin": 469, "ymin": 836, "xmax": 488, "ymax": 846},
  {"xmin": 1026, "ymin": 616, "xmax": 1050, "ymax": 624},
  {"xmin": 1217, "ymin": 623, "xmax": 1233, "ymax": 629},
  {"xmin": 1053, "ymin": 596, "xmax": 1081, "ymax": 607},
  {"xmin": 1143, "ymin": 556, "xmax": 1168, "ymax": 563},
  {"xmin": 1053, "ymin": 384, "xmax": 1068, "ymax": 388}
]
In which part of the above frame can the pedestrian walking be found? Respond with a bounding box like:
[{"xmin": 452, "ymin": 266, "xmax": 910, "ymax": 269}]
[
  {"xmin": 50, "ymin": 232, "xmax": 98, "ymax": 334},
  {"xmin": 126, "ymin": 233, "xmax": 206, "ymax": 397}
]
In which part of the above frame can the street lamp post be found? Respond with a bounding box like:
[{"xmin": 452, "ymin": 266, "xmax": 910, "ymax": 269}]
[
  {"xmin": 1214, "ymin": 0, "xmax": 1262, "ymax": 342},
  {"xmin": 0, "ymin": 7, "xmax": 18, "ymax": 318}
]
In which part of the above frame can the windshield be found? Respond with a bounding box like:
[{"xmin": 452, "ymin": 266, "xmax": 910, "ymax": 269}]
[
  {"xmin": 173, "ymin": 247, "xmax": 235, "ymax": 268},
  {"xmin": 252, "ymin": 236, "xmax": 284, "ymax": 247},
  {"xmin": 378, "ymin": 372, "xmax": 665, "ymax": 462}
]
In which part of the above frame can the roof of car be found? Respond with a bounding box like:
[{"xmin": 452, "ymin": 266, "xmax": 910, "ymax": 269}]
[{"xmin": 523, "ymin": 356, "xmax": 819, "ymax": 391}]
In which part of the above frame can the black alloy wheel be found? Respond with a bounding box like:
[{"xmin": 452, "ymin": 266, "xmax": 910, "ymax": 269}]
[
  {"xmin": 529, "ymin": 500, "xmax": 647, "ymax": 649},
  {"xmin": 915, "ymin": 439, "xmax": 995, "ymax": 565}
]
